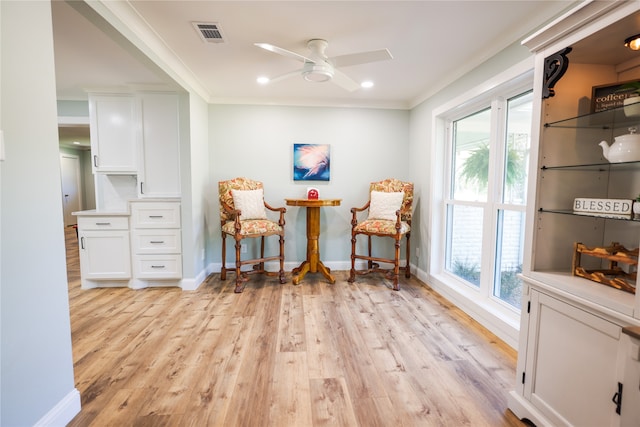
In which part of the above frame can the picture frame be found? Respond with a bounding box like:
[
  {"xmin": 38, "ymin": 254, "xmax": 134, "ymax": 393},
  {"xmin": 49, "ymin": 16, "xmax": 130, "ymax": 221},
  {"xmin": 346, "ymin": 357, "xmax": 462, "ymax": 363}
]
[{"xmin": 293, "ymin": 144, "xmax": 330, "ymax": 181}]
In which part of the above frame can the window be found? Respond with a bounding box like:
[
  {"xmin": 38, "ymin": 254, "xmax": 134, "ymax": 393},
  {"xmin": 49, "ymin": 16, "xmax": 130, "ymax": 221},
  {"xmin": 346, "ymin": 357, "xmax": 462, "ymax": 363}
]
[{"xmin": 444, "ymin": 90, "xmax": 532, "ymax": 310}]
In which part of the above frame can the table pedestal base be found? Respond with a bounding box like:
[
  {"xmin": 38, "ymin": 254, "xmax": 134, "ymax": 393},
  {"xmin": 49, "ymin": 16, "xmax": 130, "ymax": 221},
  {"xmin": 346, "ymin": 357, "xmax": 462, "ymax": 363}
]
[
  {"xmin": 285, "ymin": 198, "xmax": 341, "ymax": 285},
  {"xmin": 292, "ymin": 259, "xmax": 335, "ymax": 285}
]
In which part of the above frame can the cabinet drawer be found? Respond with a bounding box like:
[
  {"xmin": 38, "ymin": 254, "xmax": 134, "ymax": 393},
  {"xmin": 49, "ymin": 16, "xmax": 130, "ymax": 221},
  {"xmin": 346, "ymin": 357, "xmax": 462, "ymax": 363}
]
[
  {"xmin": 131, "ymin": 229, "xmax": 181, "ymax": 254},
  {"xmin": 133, "ymin": 254, "xmax": 182, "ymax": 279},
  {"xmin": 130, "ymin": 203, "xmax": 180, "ymax": 228},
  {"xmin": 78, "ymin": 216, "xmax": 129, "ymax": 231}
]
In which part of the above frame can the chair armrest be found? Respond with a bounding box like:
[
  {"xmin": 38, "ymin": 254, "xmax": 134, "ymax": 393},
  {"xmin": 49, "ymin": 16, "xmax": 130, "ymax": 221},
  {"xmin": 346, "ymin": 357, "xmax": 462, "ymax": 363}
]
[
  {"xmin": 264, "ymin": 201, "xmax": 286, "ymax": 227},
  {"xmin": 221, "ymin": 204, "xmax": 241, "ymax": 220},
  {"xmin": 350, "ymin": 201, "xmax": 371, "ymax": 226},
  {"xmin": 220, "ymin": 205, "xmax": 243, "ymax": 233}
]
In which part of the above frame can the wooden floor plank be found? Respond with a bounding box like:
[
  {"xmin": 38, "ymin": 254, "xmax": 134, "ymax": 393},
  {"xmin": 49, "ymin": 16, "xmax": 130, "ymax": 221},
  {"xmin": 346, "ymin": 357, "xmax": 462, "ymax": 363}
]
[
  {"xmin": 277, "ymin": 284, "xmax": 306, "ymax": 352},
  {"xmin": 269, "ymin": 351, "xmax": 313, "ymax": 426},
  {"xmin": 63, "ymin": 227, "xmax": 526, "ymax": 427},
  {"xmin": 309, "ymin": 377, "xmax": 359, "ymax": 426},
  {"xmin": 304, "ymin": 294, "xmax": 348, "ymax": 380}
]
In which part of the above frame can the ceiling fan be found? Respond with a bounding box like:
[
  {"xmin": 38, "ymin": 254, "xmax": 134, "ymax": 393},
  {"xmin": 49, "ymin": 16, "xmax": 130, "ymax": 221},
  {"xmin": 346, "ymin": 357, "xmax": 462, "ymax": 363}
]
[{"xmin": 254, "ymin": 39, "xmax": 393, "ymax": 92}]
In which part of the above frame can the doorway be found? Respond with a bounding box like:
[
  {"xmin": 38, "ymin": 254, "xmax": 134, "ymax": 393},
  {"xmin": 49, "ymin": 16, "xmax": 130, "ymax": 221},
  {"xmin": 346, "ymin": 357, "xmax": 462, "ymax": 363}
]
[{"xmin": 60, "ymin": 153, "xmax": 82, "ymax": 227}]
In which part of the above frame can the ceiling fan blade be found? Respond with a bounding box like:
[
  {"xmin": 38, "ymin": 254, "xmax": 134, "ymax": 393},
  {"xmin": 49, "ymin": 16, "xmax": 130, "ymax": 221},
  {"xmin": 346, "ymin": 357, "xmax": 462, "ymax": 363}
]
[
  {"xmin": 331, "ymin": 69, "xmax": 360, "ymax": 92},
  {"xmin": 330, "ymin": 48, "xmax": 393, "ymax": 68},
  {"xmin": 254, "ymin": 43, "xmax": 313, "ymax": 63},
  {"xmin": 264, "ymin": 70, "xmax": 301, "ymax": 84}
]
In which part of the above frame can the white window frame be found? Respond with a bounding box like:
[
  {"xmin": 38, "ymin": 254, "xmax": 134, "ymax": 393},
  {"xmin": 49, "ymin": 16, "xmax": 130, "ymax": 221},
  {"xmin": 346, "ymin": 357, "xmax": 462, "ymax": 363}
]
[{"xmin": 428, "ymin": 59, "xmax": 534, "ymax": 348}]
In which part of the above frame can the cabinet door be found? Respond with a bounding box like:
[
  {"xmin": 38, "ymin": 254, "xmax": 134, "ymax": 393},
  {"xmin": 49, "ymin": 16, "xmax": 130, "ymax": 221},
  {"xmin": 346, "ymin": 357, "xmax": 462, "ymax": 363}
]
[
  {"xmin": 620, "ymin": 333, "xmax": 640, "ymax": 427},
  {"xmin": 79, "ymin": 230, "xmax": 131, "ymax": 280},
  {"xmin": 138, "ymin": 93, "xmax": 180, "ymax": 197},
  {"xmin": 89, "ymin": 94, "xmax": 138, "ymax": 173},
  {"xmin": 524, "ymin": 290, "xmax": 623, "ymax": 426}
]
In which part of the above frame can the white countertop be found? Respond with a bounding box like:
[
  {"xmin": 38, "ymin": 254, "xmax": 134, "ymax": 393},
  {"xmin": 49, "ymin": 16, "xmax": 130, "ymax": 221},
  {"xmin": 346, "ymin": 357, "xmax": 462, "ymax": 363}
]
[{"xmin": 73, "ymin": 198, "xmax": 181, "ymax": 217}]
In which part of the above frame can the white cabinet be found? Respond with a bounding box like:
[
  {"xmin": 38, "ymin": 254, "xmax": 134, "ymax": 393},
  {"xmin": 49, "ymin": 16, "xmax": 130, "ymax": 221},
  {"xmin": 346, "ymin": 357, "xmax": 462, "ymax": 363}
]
[
  {"xmin": 620, "ymin": 328, "xmax": 640, "ymax": 427},
  {"xmin": 89, "ymin": 91, "xmax": 181, "ymax": 210},
  {"xmin": 508, "ymin": 3, "xmax": 640, "ymax": 426},
  {"xmin": 138, "ymin": 93, "xmax": 181, "ymax": 198},
  {"xmin": 516, "ymin": 287, "xmax": 624, "ymax": 426},
  {"xmin": 130, "ymin": 201, "xmax": 182, "ymax": 284},
  {"xmin": 76, "ymin": 214, "xmax": 131, "ymax": 288},
  {"xmin": 89, "ymin": 94, "xmax": 138, "ymax": 174},
  {"xmin": 74, "ymin": 201, "xmax": 182, "ymax": 289}
]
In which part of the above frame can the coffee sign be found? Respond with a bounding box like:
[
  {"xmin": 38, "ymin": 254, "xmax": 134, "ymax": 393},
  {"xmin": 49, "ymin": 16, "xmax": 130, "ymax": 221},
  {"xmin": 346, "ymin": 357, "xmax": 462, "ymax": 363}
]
[{"xmin": 591, "ymin": 80, "xmax": 640, "ymax": 113}]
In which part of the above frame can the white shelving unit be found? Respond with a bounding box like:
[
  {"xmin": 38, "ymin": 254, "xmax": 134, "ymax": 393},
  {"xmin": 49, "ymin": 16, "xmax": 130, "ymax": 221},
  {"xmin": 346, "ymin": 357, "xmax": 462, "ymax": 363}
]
[{"xmin": 508, "ymin": 2, "xmax": 640, "ymax": 426}]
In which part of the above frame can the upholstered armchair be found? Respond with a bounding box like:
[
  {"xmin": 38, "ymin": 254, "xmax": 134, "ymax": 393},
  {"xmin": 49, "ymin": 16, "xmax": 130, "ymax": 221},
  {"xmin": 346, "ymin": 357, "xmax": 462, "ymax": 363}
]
[
  {"xmin": 219, "ymin": 177, "xmax": 286, "ymax": 293},
  {"xmin": 348, "ymin": 178, "xmax": 413, "ymax": 291}
]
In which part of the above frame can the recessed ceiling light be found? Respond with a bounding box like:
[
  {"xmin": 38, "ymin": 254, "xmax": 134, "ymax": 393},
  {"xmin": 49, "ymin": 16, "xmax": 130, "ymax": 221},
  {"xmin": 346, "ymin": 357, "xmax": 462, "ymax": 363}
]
[
  {"xmin": 361, "ymin": 80, "xmax": 374, "ymax": 89},
  {"xmin": 73, "ymin": 141, "xmax": 81, "ymax": 145},
  {"xmin": 257, "ymin": 76, "xmax": 269, "ymax": 85}
]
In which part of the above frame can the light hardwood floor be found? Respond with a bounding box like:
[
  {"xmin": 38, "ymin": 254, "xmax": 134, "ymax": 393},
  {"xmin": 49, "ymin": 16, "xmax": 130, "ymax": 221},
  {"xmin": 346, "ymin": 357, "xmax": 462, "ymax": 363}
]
[{"xmin": 65, "ymin": 227, "xmax": 527, "ymax": 426}]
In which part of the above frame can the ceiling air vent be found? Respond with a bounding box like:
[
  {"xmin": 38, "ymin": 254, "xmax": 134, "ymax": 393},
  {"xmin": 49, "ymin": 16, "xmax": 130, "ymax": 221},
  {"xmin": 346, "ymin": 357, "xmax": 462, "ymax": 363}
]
[{"xmin": 193, "ymin": 22, "xmax": 225, "ymax": 43}]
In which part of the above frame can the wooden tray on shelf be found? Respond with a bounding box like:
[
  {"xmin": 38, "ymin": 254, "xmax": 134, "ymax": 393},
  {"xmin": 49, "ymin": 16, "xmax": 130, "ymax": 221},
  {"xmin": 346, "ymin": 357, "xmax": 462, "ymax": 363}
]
[{"xmin": 572, "ymin": 242, "xmax": 638, "ymax": 294}]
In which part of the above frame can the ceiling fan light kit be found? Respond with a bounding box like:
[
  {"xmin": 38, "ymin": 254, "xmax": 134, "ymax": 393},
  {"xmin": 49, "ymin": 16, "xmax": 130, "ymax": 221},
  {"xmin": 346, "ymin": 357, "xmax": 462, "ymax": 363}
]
[
  {"xmin": 302, "ymin": 62, "xmax": 334, "ymax": 82},
  {"xmin": 254, "ymin": 38, "xmax": 392, "ymax": 91}
]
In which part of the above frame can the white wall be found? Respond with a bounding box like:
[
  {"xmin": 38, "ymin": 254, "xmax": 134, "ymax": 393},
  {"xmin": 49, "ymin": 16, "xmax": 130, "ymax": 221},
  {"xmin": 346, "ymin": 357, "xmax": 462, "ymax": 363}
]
[
  {"xmin": 208, "ymin": 104, "xmax": 410, "ymax": 270},
  {"xmin": 180, "ymin": 92, "xmax": 211, "ymax": 290},
  {"xmin": 1, "ymin": 1, "xmax": 79, "ymax": 425}
]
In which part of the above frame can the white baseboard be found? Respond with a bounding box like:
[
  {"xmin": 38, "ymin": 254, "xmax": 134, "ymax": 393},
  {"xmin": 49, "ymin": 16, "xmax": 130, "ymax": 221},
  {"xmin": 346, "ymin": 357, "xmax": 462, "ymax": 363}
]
[
  {"xmin": 181, "ymin": 264, "xmax": 214, "ymax": 290},
  {"xmin": 34, "ymin": 388, "xmax": 81, "ymax": 427}
]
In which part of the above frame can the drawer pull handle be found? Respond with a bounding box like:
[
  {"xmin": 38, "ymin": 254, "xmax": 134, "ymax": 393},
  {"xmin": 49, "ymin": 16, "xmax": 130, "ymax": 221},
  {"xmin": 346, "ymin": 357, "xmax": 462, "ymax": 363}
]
[
  {"xmin": 150, "ymin": 240, "xmax": 165, "ymax": 244},
  {"xmin": 95, "ymin": 222, "xmax": 111, "ymax": 226},
  {"xmin": 149, "ymin": 215, "xmax": 164, "ymax": 218},
  {"xmin": 151, "ymin": 265, "xmax": 166, "ymax": 269}
]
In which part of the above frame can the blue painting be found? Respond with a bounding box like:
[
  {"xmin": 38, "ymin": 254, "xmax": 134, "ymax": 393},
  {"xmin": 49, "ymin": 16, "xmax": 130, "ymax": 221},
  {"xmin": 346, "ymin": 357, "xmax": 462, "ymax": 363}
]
[{"xmin": 293, "ymin": 144, "xmax": 330, "ymax": 181}]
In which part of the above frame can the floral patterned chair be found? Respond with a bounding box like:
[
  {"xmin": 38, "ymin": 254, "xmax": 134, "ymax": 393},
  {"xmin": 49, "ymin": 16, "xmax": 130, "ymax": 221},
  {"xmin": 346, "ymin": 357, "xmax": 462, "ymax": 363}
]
[
  {"xmin": 348, "ymin": 178, "xmax": 413, "ymax": 291},
  {"xmin": 219, "ymin": 177, "xmax": 286, "ymax": 293}
]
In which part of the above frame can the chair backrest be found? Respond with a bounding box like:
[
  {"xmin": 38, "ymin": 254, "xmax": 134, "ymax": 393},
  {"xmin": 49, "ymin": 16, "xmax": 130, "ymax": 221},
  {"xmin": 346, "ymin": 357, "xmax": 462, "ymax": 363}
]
[
  {"xmin": 219, "ymin": 177, "xmax": 263, "ymax": 223},
  {"xmin": 369, "ymin": 178, "xmax": 414, "ymax": 222}
]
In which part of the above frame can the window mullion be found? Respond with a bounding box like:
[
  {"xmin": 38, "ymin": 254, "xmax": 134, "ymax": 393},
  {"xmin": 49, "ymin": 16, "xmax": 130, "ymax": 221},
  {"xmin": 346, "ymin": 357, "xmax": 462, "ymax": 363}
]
[{"xmin": 480, "ymin": 98, "xmax": 506, "ymax": 298}]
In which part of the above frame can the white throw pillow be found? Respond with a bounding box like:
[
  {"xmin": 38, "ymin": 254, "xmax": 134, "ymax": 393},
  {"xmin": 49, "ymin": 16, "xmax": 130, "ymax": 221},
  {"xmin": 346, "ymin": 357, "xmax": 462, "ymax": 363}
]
[
  {"xmin": 368, "ymin": 191, "xmax": 404, "ymax": 221},
  {"xmin": 232, "ymin": 189, "xmax": 267, "ymax": 220}
]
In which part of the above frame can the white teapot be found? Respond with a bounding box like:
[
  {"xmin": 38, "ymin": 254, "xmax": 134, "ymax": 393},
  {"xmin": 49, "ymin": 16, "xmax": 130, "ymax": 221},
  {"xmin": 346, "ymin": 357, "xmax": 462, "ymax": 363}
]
[{"xmin": 599, "ymin": 127, "xmax": 640, "ymax": 163}]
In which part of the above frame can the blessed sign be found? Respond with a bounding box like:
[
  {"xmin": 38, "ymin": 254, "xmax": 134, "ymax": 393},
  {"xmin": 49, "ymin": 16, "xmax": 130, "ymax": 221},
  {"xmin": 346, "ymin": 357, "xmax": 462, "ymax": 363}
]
[{"xmin": 573, "ymin": 198, "xmax": 633, "ymax": 215}]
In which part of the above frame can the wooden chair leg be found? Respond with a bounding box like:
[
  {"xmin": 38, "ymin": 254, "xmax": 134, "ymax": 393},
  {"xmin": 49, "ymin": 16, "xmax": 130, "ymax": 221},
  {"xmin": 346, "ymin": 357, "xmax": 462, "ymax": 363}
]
[
  {"xmin": 393, "ymin": 237, "xmax": 401, "ymax": 291},
  {"xmin": 279, "ymin": 233, "xmax": 286, "ymax": 284},
  {"xmin": 348, "ymin": 233, "xmax": 357, "ymax": 282},
  {"xmin": 405, "ymin": 234, "xmax": 411, "ymax": 279},
  {"xmin": 220, "ymin": 233, "xmax": 227, "ymax": 280},
  {"xmin": 234, "ymin": 239, "xmax": 244, "ymax": 293}
]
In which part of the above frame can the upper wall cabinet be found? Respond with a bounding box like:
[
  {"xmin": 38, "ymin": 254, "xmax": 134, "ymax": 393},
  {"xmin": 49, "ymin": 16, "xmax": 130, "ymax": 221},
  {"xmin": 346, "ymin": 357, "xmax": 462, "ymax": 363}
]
[
  {"xmin": 89, "ymin": 94, "xmax": 138, "ymax": 174},
  {"xmin": 138, "ymin": 92, "xmax": 181, "ymax": 198},
  {"xmin": 88, "ymin": 91, "xmax": 181, "ymax": 199}
]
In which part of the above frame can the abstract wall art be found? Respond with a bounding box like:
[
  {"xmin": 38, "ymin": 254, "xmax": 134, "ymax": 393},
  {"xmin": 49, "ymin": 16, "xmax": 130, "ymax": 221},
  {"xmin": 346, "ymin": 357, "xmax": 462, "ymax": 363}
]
[{"xmin": 293, "ymin": 143, "xmax": 330, "ymax": 181}]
